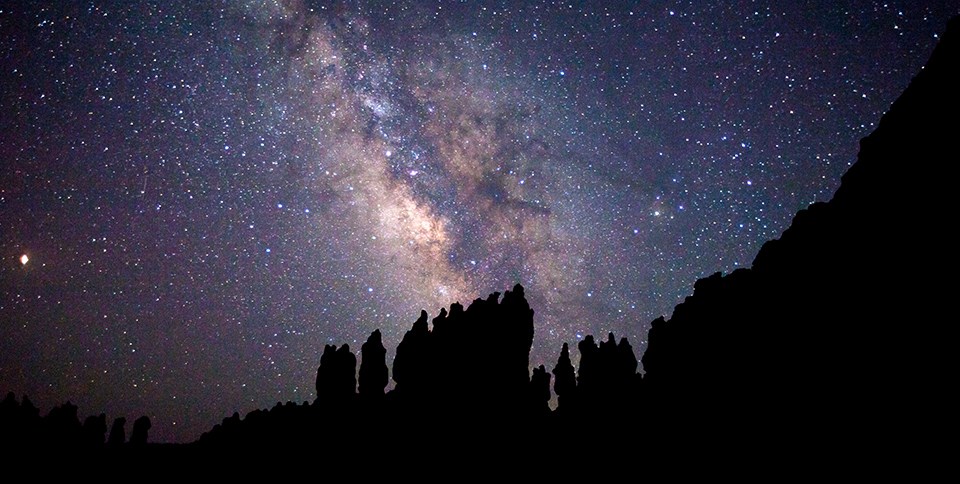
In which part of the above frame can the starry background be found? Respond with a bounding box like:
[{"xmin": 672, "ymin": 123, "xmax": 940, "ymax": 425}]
[{"xmin": 1, "ymin": 0, "xmax": 955, "ymax": 443}]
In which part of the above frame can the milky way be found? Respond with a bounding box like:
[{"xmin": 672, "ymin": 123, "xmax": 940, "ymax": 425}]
[{"xmin": 1, "ymin": 1, "xmax": 955, "ymax": 442}]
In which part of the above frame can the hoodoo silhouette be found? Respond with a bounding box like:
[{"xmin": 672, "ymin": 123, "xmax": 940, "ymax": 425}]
[{"xmin": 0, "ymin": 393, "xmax": 150, "ymax": 450}]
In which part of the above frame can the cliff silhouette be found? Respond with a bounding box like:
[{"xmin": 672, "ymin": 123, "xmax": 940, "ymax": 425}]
[
  {"xmin": 642, "ymin": 15, "xmax": 959, "ymax": 447},
  {"xmin": 3, "ymin": 16, "xmax": 956, "ymax": 463}
]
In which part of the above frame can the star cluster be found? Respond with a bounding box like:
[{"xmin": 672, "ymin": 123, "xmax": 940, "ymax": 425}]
[{"xmin": 1, "ymin": 1, "xmax": 954, "ymax": 442}]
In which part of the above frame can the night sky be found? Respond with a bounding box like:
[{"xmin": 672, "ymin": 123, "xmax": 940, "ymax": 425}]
[{"xmin": 1, "ymin": 1, "xmax": 955, "ymax": 443}]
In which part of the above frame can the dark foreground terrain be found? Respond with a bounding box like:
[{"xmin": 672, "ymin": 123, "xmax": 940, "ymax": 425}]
[{"xmin": 3, "ymin": 15, "xmax": 957, "ymax": 471}]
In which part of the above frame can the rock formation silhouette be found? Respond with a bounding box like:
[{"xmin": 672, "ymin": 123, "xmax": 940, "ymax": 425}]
[
  {"xmin": 0, "ymin": 393, "xmax": 152, "ymax": 451},
  {"xmin": 639, "ymin": 15, "xmax": 960, "ymax": 446},
  {"xmin": 315, "ymin": 343, "xmax": 358, "ymax": 408},
  {"xmin": 129, "ymin": 416, "xmax": 151, "ymax": 446},
  {"xmin": 108, "ymin": 417, "xmax": 126, "ymax": 447},
  {"xmin": 193, "ymin": 16, "xmax": 960, "ymax": 453},
  {"xmin": 358, "ymin": 329, "xmax": 388, "ymax": 402},
  {"xmin": 551, "ymin": 343, "xmax": 577, "ymax": 415},
  {"xmin": 82, "ymin": 413, "xmax": 107, "ymax": 447}
]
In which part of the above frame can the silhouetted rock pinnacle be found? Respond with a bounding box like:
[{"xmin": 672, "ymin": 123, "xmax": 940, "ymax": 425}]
[
  {"xmin": 552, "ymin": 343, "xmax": 576, "ymax": 414},
  {"xmin": 108, "ymin": 417, "xmax": 126, "ymax": 447},
  {"xmin": 359, "ymin": 329, "xmax": 388, "ymax": 400},
  {"xmin": 129, "ymin": 415, "xmax": 151, "ymax": 446}
]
